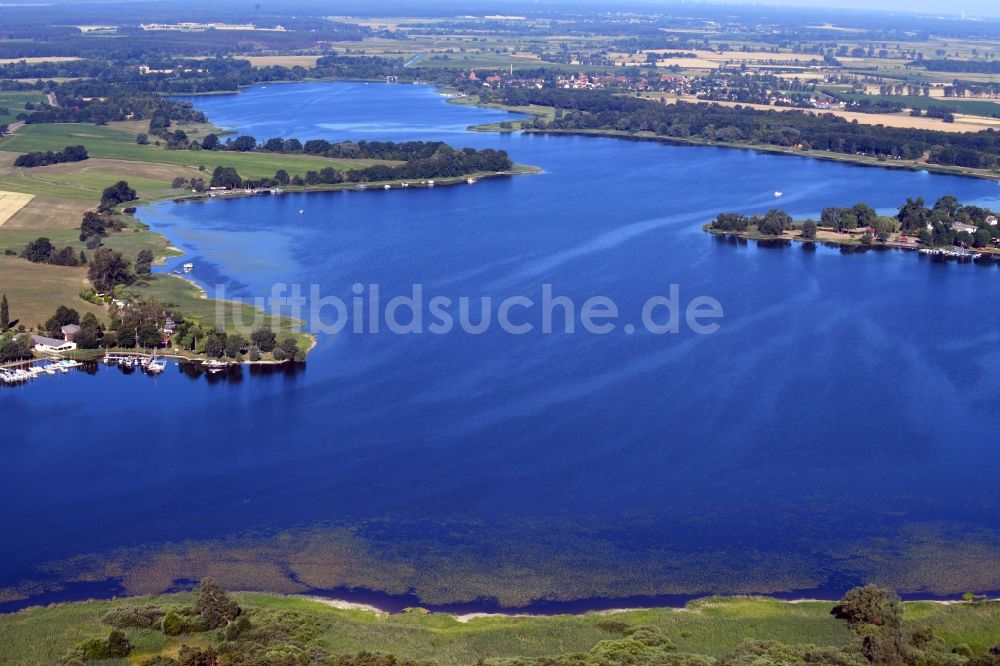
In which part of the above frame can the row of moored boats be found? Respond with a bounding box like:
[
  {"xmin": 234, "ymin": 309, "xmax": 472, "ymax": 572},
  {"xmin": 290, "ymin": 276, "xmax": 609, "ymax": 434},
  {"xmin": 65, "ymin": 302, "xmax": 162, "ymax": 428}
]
[
  {"xmin": 103, "ymin": 353, "xmax": 231, "ymax": 374},
  {"xmin": 918, "ymin": 248, "xmax": 985, "ymax": 260},
  {"xmin": 2, "ymin": 354, "xmax": 234, "ymax": 386},
  {"xmin": 102, "ymin": 353, "xmax": 167, "ymax": 374},
  {"xmin": 0, "ymin": 360, "xmax": 83, "ymax": 384}
]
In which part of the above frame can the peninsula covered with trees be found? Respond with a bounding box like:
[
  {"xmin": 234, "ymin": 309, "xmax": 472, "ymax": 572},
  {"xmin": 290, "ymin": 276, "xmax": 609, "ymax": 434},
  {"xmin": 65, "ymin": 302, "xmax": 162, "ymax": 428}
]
[
  {"xmin": 194, "ymin": 139, "xmax": 514, "ymax": 191},
  {"xmin": 707, "ymin": 196, "xmax": 1000, "ymax": 257}
]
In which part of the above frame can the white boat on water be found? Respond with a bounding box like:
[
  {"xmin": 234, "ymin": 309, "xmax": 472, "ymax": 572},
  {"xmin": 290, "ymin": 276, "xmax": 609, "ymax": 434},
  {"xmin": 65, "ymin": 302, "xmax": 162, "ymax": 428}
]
[
  {"xmin": 202, "ymin": 359, "xmax": 229, "ymax": 373},
  {"xmin": 147, "ymin": 359, "xmax": 167, "ymax": 374},
  {"xmin": 774, "ymin": 191, "xmax": 783, "ymax": 198}
]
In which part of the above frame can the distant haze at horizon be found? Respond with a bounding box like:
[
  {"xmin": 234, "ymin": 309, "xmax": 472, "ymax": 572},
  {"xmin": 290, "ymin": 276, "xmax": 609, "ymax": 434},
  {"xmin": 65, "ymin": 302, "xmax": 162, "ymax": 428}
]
[
  {"xmin": 40, "ymin": 0, "xmax": 1000, "ymax": 20},
  {"xmin": 659, "ymin": 0, "xmax": 999, "ymax": 18}
]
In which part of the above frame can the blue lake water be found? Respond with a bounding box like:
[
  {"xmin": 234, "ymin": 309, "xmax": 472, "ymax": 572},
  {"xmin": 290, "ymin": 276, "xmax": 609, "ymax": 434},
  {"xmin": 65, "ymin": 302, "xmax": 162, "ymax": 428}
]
[{"xmin": 4, "ymin": 81, "xmax": 1000, "ymax": 609}]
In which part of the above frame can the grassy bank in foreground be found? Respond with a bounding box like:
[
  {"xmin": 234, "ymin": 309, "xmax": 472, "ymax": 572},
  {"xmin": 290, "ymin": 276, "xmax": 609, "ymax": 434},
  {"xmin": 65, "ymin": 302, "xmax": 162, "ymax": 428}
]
[{"xmin": 2, "ymin": 590, "xmax": 999, "ymax": 666}]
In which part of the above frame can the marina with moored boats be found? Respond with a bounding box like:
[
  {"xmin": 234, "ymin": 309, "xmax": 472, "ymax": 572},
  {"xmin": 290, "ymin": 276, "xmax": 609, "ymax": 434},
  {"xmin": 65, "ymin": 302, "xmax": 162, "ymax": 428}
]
[
  {"xmin": 0, "ymin": 359, "xmax": 83, "ymax": 385},
  {"xmin": 0, "ymin": 353, "xmax": 245, "ymax": 387}
]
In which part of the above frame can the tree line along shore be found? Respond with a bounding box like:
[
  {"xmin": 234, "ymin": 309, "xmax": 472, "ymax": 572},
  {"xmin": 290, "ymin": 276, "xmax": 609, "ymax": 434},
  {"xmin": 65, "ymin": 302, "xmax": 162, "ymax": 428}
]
[{"xmin": 2, "ymin": 580, "xmax": 999, "ymax": 666}]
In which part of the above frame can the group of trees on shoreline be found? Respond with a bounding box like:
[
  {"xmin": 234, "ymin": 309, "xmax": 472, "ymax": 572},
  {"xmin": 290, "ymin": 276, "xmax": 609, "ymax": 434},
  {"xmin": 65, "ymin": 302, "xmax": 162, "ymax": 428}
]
[
  {"xmin": 170, "ymin": 316, "xmax": 304, "ymax": 362},
  {"xmin": 201, "ymin": 142, "xmax": 512, "ymax": 191},
  {"xmin": 197, "ymin": 135, "xmax": 497, "ymax": 161},
  {"xmin": 174, "ymin": 133, "xmax": 516, "ymax": 181},
  {"xmin": 38, "ymin": 290, "xmax": 300, "ymax": 363},
  {"xmin": 0, "ymin": 294, "xmax": 31, "ymax": 361},
  {"xmin": 711, "ymin": 195, "xmax": 1000, "ymax": 249}
]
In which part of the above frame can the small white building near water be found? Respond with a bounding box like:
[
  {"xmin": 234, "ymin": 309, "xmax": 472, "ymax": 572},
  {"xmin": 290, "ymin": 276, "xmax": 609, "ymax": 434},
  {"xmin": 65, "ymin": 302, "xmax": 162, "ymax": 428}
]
[{"xmin": 32, "ymin": 335, "xmax": 77, "ymax": 353}]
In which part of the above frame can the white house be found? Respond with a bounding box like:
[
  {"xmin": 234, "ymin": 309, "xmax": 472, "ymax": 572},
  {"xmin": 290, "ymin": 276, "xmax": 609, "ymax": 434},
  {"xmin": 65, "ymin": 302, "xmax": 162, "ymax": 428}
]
[
  {"xmin": 954, "ymin": 222, "xmax": 978, "ymax": 234},
  {"xmin": 985, "ymin": 215, "xmax": 998, "ymax": 227},
  {"xmin": 32, "ymin": 335, "xmax": 77, "ymax": 353}
]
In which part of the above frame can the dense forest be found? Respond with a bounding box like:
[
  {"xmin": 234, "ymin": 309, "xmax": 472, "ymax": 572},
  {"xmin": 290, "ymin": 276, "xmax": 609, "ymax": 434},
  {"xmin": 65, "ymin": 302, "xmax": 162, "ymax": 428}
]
[{"xmin": 491, "ymin": 87, "xmax": 1000, "ymax": 171}]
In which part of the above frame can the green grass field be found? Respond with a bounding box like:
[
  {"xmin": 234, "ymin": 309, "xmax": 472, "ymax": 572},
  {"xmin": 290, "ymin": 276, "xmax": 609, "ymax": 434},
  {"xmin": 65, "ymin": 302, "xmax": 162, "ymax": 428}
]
[
  {"xmin": 127, "ymin": 274, "xmax": 312, "ymax": 349},
  {"xmin": 0, "ymin": 91, "xmax": 46, "ymax": 124},
  {"xmin": 0, "ymin": 123, "xmax": 391, "ymax": 179},
  {"xmin": 0, "ymin": 254, "xmax": 105, "ymax": 327},
  {"xmin": 1, "ymin": 593, "xmax": 998, "ymax": 666}
]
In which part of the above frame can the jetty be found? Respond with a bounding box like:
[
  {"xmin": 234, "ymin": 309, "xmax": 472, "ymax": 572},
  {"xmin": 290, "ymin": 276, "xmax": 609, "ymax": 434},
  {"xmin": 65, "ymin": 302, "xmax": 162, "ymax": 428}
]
[{"xmin": 101, "ymin": 352, "xmax": 171, "ymax": 374}]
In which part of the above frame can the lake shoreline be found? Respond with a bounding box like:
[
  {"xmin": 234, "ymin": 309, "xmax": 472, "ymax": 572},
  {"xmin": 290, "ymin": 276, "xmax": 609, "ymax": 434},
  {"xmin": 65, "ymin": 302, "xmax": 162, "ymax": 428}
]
[
  {"xmin": 160, "ymin": 164, "xmax": 540, "ymax": 206},
  {"xmin": 453, "ymin": 91, "xmax": 1000, "ymax": 181},
  {"xmin": 521, "ymin": 128, "xmax": 1000, "ymax": 182},
  {"xmin": 298, "ymin": 592, "xmax": 1000, "ymax": 620},
  {"xmin": 3, "ymin": 585, "xmax": 998, "ymax": 617}
]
